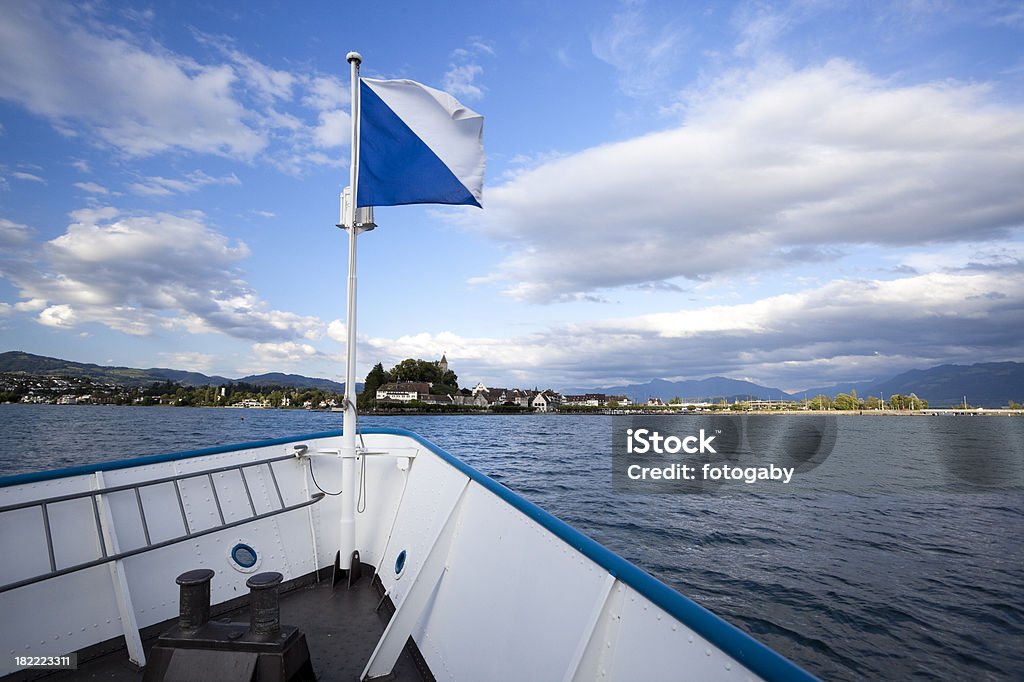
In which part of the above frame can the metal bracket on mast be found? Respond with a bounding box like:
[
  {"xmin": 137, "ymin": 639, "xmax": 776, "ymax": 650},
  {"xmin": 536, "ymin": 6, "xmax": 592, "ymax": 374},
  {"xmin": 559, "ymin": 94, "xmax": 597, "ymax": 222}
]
[{"xmin": 339, "ymin": 187, "xmax": 376, "ymax": 232}]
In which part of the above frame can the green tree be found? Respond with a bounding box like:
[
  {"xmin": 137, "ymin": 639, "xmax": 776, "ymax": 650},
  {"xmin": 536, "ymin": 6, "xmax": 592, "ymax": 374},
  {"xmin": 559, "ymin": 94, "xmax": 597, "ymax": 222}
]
[
  {"xmin": 359, "ymin": 362, "xmax": 392, "ymax": 409},
  {"xmin": 387, "ymin": 358, "xmax": 459, "ymax": 392},
  {"xmin": 809, "ymin": 394, "xmax": 832, "ymax": 410},
  {"xmin": 889, "ymin": 394, "xmax": 907, "ymax": 410},
  {"xmin": 890, "ymin": 393, "xmax": 927, "ymax": 410},
  {"xmin": 390, "ymin": 359, "xmax": 434, "ymax": 383},
  {"xmin": 438, "ymin": 369, "xmax": 459, "ymax": 389},
  {"xmin": 833, "ymin": 393, "xmax": 857, "ymax": 410}
]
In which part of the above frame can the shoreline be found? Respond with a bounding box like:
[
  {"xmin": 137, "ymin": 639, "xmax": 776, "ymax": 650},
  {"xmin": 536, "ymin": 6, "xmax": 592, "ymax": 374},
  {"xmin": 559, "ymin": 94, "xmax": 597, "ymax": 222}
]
[
  {"xmin": 363, "ymin": 408, "xmax": 1024, "ymax": 416},
  {"xmin": 3, "ymin": 403, "xmax": 1020, "ymax": 416}
]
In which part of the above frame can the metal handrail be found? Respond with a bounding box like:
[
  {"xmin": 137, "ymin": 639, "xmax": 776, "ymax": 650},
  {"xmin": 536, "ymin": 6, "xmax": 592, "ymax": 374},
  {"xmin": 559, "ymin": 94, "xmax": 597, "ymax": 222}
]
[
  {"xmin": 0, "ymin": 453, "xmax": 323, "ymax": 594},
  {"xmin": 0, "ymin": 453, "xmax": 299, "ymax": 514}
]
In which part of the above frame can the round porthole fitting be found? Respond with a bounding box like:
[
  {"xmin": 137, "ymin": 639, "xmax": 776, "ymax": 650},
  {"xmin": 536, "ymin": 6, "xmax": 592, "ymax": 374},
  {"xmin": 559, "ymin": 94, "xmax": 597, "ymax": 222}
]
[
  {"xmin": 229, "ymin": 542, "xmax": 261, "ymax": 573},
  {"xmin": 395, "ymin": 549, "xmax": 407, "ymax": 577}
]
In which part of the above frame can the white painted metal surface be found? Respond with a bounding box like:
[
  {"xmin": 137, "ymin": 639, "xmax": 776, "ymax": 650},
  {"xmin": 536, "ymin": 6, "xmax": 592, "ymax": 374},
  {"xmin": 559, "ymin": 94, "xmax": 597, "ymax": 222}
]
[
  {"xmin": 364, "ymin": 432, "xmax": 767, "ymax": 682},
  {"xmin": 0, "ymin": 440, "xmax": 337, "ymax": 676},
  {"xmin": 92, "ymin": 471, "xmax": 145, "ymax": 668},
  {"xmin": 0, "ymin": 430, "xmax": 812, "ymax": 681}
]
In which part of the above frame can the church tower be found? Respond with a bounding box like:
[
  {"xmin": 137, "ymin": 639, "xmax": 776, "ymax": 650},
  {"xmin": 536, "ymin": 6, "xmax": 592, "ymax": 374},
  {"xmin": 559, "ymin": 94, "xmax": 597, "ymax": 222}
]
[{"xmin": 438, "ymin": 353, "xmax": 449, "ymax": 374}]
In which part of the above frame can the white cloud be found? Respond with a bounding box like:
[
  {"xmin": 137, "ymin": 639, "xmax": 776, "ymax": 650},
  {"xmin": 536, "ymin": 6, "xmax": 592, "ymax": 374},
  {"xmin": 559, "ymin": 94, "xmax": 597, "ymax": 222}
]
[
  {"xmin": 39, "ymin": 304, "xmax": 77, "ymax": 328},
  {"xmin": 312, "ymin": 109, "xmax": 351, "ymax": 149},
  {"xmin": 364, "ymin": 266, "xmax": 1024, "ymax": 391},
  {"xmin": 12, "ymin": 171, "xmax": 45, "ymax": 184},
  {"xmin": 294, "ymin": 74, "xmax": 351, "ymax": 159},
  {"xmin": 0, "ymin": 218, "xmax": 33, "ymax": 247},
  {"xmin": 1, "ymin": 207, "xmax": 327, "ymax": 342},
  {"xmin": 73, "ymin": 181, "xmax": 109, "ymax": 194},
  {"xmin": 301, "ymin": 75, "xmax": 348, "ymax": 111},
  {"xmin": 555, "ymin": 46, "xmax": 574, "ymax": 69},
  {"xmin": 0, "ymin": 6, "xmax": 358, "ymax": 175},
  {"xmin": 443, "ymin": 38, "xmax": 494, "ymax": 101},
  {"xmin": 174, "ymin": 298, "xmax": 324, "ymax": 342},
  {"xmin": 896, "ymin": 240, "xmax": 1024, "ymax": 273},
  {"xmin": 444, "ymin": 63, "xmax": 485, "ymax": 101},
  {"xmin": 464, "ymin": 60, "xmax": 1024, "ymax": 301},
  {"xmin": 253, "ymin": 341, "xmax": 318, "ymax": 359},
  {"xmin": 189, "ymin": 31, "xmax": 354, "ymax": 170},
  {"xmin": 731, "ymin": 2, "xmax": 792, "ymax": 58},
  {"xmin": 223, "ymin": 47, "xmax": 296, "ymax": 102},
  {"xmin": 14, "ymin": 298, "xmax": 45, "ymax": 312},
  {"xmin": 67, "ymin": 206, "xmax": 119, "ymax": 224},
  {"xmin": 591, "ymin": 1, "xmax": 689, "ymax": 97},
  {"xmin": 327, "ymin": 319, "xmax": 347, "ymax": 342},
  {"xmin": 127, "ymin": 171, "xmax": 241, "ymax": 197},
  {"xmin": 0, "ymin": 4, "xmax": 266, "ymax": 158},
  {"xmin": 0, "ymin": 5, "xmax": 356, "ymax": 171},
  {"xmin": 246, "ymin": 341, "xmax": 323, "ymax": 373},
  {"xmin": 365, "ymin": 330, "xmax": 549, "ymax": 378},
  {"xmin": 159, "ymin": 351, "xmax": 217, "ymax": 373}
]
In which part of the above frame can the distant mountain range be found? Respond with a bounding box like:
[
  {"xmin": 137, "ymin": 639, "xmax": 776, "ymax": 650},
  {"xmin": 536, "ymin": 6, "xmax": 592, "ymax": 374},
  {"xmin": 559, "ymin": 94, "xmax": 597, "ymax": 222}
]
[
  {"xmin": 563, "ymin": 361, "xmax": 1023, "ymax": 408},
  {"xmin": 845, "ymin": 362, "xmax": 1022, "ymax": 408},
  {"xmin": 562, "ymin": 376, "xmax": 794, "ymax": 404},
  {"xmin": 3, "ymin": 351, "xmax": 1020, "ymax": 407},
  {"xmin": 0, "ymin": 351, "xmax": 354, "ymax": 393}
]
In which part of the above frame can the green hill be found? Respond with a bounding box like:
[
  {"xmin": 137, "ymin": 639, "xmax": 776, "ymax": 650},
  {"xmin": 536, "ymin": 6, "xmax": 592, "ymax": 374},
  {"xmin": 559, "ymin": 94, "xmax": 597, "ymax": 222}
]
[{"xmin": 0, "ymin": 351, "xmax": 352, "ymax": 392}]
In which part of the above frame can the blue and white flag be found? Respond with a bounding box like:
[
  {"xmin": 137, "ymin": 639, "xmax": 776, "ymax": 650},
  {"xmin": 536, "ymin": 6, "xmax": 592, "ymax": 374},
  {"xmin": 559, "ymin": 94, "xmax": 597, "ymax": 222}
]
[{"xmin": 357, "ymin": 78, "xmax": 484, "ymax": 208}]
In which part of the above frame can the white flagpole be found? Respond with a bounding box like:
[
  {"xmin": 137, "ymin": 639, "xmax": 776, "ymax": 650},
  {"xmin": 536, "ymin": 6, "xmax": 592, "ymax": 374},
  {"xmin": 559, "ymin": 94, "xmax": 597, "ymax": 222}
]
[{"xmin": 338, "ymin": 50, "xmax": 363, "ymax": 580}]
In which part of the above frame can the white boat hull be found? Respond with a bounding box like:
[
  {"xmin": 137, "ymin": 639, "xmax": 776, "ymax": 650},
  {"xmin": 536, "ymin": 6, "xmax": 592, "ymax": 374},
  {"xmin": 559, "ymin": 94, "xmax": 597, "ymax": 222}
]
[{"xmin": 0, "ymin": 428, "xmax": 815, "ymax": 681}]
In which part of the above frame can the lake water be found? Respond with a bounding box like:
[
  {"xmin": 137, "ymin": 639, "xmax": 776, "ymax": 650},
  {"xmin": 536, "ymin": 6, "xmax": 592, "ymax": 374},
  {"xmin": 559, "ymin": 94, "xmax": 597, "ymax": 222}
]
[{"xmin": 1, "ymin": 405, "xmax": 1022, "ymax": 680}]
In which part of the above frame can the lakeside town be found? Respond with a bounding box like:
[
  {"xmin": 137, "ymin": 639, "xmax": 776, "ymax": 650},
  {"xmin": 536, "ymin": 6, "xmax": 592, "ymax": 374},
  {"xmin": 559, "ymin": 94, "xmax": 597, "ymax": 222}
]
[{"xmin": 2, "ymin": 355, "xmax": 1021, "ymax": 415}]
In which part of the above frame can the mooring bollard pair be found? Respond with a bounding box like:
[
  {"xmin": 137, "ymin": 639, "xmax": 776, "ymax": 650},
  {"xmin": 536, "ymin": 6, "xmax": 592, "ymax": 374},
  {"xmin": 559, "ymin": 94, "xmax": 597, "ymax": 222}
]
[
  {"xmin": 144, "ymin": 568, "xmax": 314, "ymax": 681},
  {"xmin": 175, "ymin": 567, "xmax": 284, "ymax": 638}
]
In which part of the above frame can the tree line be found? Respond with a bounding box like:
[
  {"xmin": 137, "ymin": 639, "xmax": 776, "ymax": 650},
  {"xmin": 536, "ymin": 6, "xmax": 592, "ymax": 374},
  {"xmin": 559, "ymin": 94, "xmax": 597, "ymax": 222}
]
[
  {"xmin": 2, "ymin": 374, "xmax": 346, "ymax": 408},
  {"xmin": 802, "ymin": 390, "xmax": 929, "ymax": 410}
]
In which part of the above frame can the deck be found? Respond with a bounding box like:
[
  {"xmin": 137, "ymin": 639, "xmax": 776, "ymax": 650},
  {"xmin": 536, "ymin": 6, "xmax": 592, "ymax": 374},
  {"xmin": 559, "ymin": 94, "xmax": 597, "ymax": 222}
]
[{"xmin": 10, "ymin": 572, "xmax": 428, "ymax": 682}]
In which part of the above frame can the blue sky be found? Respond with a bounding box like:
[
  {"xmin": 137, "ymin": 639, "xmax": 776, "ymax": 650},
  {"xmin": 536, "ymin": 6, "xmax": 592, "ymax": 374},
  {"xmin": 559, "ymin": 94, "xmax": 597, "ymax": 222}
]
[{"xmin": 1, "ymin": 0, "xmax": 1022, "ymax": 393}]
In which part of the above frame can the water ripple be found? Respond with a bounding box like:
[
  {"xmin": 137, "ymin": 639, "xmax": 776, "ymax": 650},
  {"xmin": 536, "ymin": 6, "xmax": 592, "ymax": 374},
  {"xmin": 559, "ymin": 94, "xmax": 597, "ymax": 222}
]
[{"xmin": 1, "ymin": 407, "xmax": 1021, "ymax": 680}]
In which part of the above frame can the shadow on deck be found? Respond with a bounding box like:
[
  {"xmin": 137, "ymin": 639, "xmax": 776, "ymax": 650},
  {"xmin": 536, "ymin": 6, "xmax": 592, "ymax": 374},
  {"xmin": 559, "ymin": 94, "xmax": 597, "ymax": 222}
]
[{"xmin": 12, "ymin": 572, "xmax": 428, "ymax": 682}]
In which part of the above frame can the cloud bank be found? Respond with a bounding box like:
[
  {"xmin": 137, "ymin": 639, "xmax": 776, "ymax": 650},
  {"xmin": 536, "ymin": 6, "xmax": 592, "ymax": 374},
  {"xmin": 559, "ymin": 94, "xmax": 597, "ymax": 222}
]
[
  {"xmin": 1, "ymin": 207, "xmax": 326, "ymax": 342},
  {"xmin": 365, "ymin": 261, "xmax": 1024, "ymax": 391},
  {"xmin": 0, "ymin": 4, "xmax": 348, "ymax": 171},
  {"xmin": 468, "ymin": 60, "xmax": 1024, "ymax": 302}
]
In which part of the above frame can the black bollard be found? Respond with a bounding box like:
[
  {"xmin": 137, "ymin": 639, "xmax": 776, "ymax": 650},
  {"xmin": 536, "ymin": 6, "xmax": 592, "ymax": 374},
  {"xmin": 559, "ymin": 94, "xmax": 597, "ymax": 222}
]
[
  {"xmin": 146, "ymin": 569, "xmax": 314, "ymax": 682},
  {"xmin": 175, "ymin": 568, "xmax": 215, "ymax": 633},
  {"xmin": 246, "ymin": 571, "xmax": 284, "ymax": 638}
]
